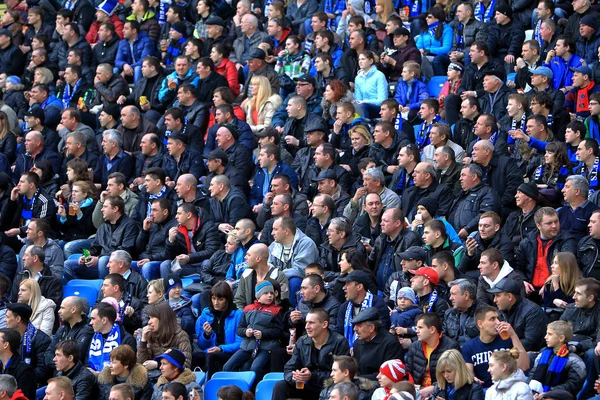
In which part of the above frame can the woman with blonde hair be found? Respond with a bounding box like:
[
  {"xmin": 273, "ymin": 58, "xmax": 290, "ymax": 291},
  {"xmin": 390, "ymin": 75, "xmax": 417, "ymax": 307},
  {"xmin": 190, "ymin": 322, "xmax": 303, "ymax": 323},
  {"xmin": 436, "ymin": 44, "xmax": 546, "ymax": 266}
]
[
  {"xmin": 33, "ymin": 67, "xmax": 54, "ymax": 85},
  {"xmin": 542, "ymin": 252, "xmax": 580, "ymax": 312},
  {"xmin": 58, "ymin": 180, "xmax": 97, "ymax": 257},
  {"xmin": 244, "ymin": 75, "xmax": 282, "ymax": 133},
  {"xmin": 486, "ymin": 349, "xmax": 533, "ymax": 400},
  {"xmin": 369, "ymin": 0, "xmax": 397, "ymax": 30},
  {"xmin": 18, "ymin": 278, "xmax": 55, "ymax": 336},
  {"xmin": 339, "ymin": 124, "xmax": 372, "ymax": 176},
  {"xmin": 432, "ymin": 349, "xmax": 484, "ymax": 399},
  {"xmin": 0, "ymin": 111, "xmax": 17, "ymax": 163}
]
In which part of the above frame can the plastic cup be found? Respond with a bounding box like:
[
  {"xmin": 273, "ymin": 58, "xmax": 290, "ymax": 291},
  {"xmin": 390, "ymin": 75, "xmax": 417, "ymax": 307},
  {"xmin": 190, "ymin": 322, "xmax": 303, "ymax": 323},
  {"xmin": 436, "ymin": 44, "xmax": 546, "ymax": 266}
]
[{"xmin": 296, "ymin": 381, "xmax": 304, "ymax": 389}]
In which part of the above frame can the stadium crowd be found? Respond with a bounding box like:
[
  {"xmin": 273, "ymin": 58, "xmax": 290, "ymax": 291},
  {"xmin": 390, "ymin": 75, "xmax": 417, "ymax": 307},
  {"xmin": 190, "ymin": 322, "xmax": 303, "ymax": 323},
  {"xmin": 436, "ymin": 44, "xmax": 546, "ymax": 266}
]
[{"xmin": 2, "ymin": 0, "xmax": 600, "ymax": 398}]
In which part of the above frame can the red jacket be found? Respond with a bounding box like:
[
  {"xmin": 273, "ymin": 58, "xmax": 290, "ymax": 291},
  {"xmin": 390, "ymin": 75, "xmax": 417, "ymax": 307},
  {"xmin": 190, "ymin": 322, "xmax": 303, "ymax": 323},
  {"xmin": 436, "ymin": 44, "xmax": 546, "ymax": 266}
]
[
  {"xmin": 215, "ymin": 58, "xmax": 240, "ymax": 96},
  {"xmin": 86, "ymin": 15, "xmax": 124, "ymax": 44},
  {"xmin": 11, "ymin": 389, "xmax": 28, "ymax": 400}
]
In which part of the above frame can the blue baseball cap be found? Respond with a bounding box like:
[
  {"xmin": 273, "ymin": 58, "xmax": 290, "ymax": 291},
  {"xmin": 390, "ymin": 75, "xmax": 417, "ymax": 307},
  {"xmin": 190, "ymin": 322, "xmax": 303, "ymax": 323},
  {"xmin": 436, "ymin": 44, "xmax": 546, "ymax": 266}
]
[
  {"xmin": 531, "ymin": 66, "xmax": 553, "ymax": 79},
  {"xmin": 570, "ymin": 65, "xmax": 592, "ymax": 77}
]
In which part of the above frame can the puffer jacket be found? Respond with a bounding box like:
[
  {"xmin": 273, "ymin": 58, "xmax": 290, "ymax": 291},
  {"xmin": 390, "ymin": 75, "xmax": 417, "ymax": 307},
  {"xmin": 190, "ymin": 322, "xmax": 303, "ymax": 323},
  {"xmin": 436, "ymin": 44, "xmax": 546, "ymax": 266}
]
[
  {"xmin": 45, "ymin": 316, "xmax": 94, "ymax": 369},
  {"xmin": 529, "ymin": 349, "xmax": 586, "ymax": 395},
  {"xmin": 576, "ymin": 29, "xmax": 600, "ymax": 65},
  {"xmin": 515, "ymin": 231, "xmax": 578, "ymax": 283},
  {"xmin": 485, "ymin": 370, "xmax": 533, "ymax": 400},
  {"xmin": 92, "ymin": 35, "xmax": 120, "ymax": 65},
  {"xmin": 165, "ymin": 209, "xmax": 220, "ymax": 264},
  {"xmin": 416, "ymin": 23, "xmax": 453, "ymax": 55},
  {"xmin": 125, "ymin": 11, "xmax": 160, "ymax": 42},
  {"xmin": 443, "ymin": 302, "xmax": 481, "ymax": 346},
  {"xmin": 448, "ymin": 183, "xmax": 501, "ymax": 234},
  {"xmin": 296, "ymin": 292, "xmax": 341, "ymax": 332},
  {"xmin": 3, "ymin": 89, "xmax": 27, "ymax": 119},
  {"xmin": 115, "ymin": 31, "xmax": 155, "ymax": 70},
  {"xmin": 57, "ymin": 361, "xmax": 96, "ymax": 400},
  {"xmin": 0, "ymin": 44, "xmax": 25, "ymax": 76},
  {"xmin": 152, "ymin": 369, "xmax": 201, "ymax": 400},
  {"xmin": 502, "ymin": 205, "xmax": 541, "ymax": 248},
  {"xmin": 559, "ymin": 301, "xmax": 600, "ymax": 352},
  {"xmin": 459, "ymin": 231, "xmax": 515, "ymax": 275},
  {"xmin": 169, "ymin": 297, "xmax": 195, "ymax": 337},
  {"xmin": 354, "ymin": 66, "xmax": 388, "ymax": 106},
  {"xmin": 393, "ymin": 78, "xmax": 429, "ymax": 110},
  {"xmin": 97, "ymin": 364, "xmax": 153, "ymax": 400},
  {"xmin": 54, "ymin": 36, "xmax": 92, "ymax": 72},
  {"xmin": 157, "ymin": 69, "xmax": 199, "ymax": 106},
  {"xmin": 450, "ymin": 17, "xmax": 488, "ymax": 52},
  {"xmin": 577, "ymin": 235, "xmax": 600, "ymax": 279},
  {"xmin": 237, "ymin": 302, "xmax": 283, "ymax": 351},
  {"xmin": 249, "ymin": 161, "xmax": 298, "ymax": 207},
  {"xmin": 284, "ymin": 329, "xmax": 349, "ymax": 387},
  {"xmin": 200, "ymin": 250, "xmax": 232, "ymax": 285},
  {"xmin": 234, "ymin": 266, "xmax": 290, "ymax": 309},
  {"xmin": 137, "ymin": 327, "xmax": 192, "ymax": 369},
  {"xmin": 405, "ymin": 335, "xmax": 460, "ymax": 384},
  {"xmin": 500, "ymin": 297, "xmax": 549, "ymax": 351},
  {"xmin": 244, "ymin": 94, "xmax": 283, "ymax": 133},
  {"xmin": 269, "ymin": 229, "xmax": 319, "ymax": 279},
  {"xmin": 214, "ymin": 58, "xmax": 240, "ymax": 96},
  {"xmin": 196, "ymin": 307, "xmax": 243, "ymax": 353}
]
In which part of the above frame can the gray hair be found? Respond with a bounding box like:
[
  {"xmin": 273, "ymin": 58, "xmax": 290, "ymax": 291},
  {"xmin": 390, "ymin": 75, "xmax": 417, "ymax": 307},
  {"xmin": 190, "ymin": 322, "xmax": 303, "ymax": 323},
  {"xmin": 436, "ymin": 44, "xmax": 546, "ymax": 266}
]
[
  {"xmin": 0, "ymin": 375, "xmax": 17, "ymax": 397},
  {"xmin": 462, "ymin": 163, "xmax": 483, "ymax": 179},
  {"xmin": 333, "ymin": 382, "xmax": 359, "ymax": 400},
  {"xmin": 66, "ymin": 131, "xmax": 85, "ymax": 146},
  {"xmin": 364, "ymin": 167, "xmax": 385, "ymax": 185},
  {"xmin": 330, "ymin": 217, "xmax": 352, "ymax": 237},
  {"xmin": 212, "ymin": 174, "xmax": 231, "ymax": 189},
  {"xmin": 437, "ymin": 145, "xmax": 455, "ymax": 162},
  {"xmin": 103, "ymin": 129, "xmax": 122, "ymax": 148},
  {"xmin": 422, "ymin": 162, "xmax": 438, "ymax": 181},
  {"xmin": 476, "ymin": 139, "xmax": 495, "ymax": 153},
  {"xmin": 243, "ymin": 13, "xmax": 258, "ymax": 28},
  {"xmin": 28, "ymin": 245, "xmax": 45, "ymax": 263},
  {"xmin": 449, "ymin": 278, "xmax": 477, "ymax": 300},
  {"xmin": 566, "ymin": 175, "xmax": 590, "ymax": 199},
  {"xmin": 111, "ymin": 250, "xmax": 132, "ymax": 267}
]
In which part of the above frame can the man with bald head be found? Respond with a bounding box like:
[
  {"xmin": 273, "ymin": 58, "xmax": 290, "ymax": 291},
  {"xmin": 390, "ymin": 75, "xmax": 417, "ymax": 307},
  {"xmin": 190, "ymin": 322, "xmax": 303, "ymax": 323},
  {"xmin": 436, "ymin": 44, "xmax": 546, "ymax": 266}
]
[
  {"xmin": 93, "ymin": 63, "xmax": 129, "ymax": 108},
  {"xmin": 234, "ymin": 243, "xmax": 289, "ymax": 309},
  {"xmin": 215, "ymin": 124, "xmax": 254, "ymax": 180},
  {"xmin": 117, "ymin": 105, "xmax": 158, "ymax": 153},
  {"xmin": 12, "ymin": 130, "xmax": 60, "ymax": 181},
  {"xmin": 45, "ymin": 296, "xmax": 94, "ymax": 370},
  {"xmin": 471, "ymin": 139, "xmax": 523, "ymax": 212},
  {"xmin": 174, "ymin": 174, "xmax": 210, "ymax": 213},
  {"xmin": 400, "ymin": 162, "xmax": 454, "ymax": 221},
  {"xmin": 132, "ymin": 133, "xmax": 165, "ymax": 188}
]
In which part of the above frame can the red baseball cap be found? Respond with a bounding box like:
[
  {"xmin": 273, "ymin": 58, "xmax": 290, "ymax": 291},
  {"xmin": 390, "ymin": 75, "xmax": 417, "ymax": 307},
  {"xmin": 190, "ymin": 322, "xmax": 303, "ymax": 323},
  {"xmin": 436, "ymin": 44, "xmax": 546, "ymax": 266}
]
[{"xmin": 409, "ymin": 267, "xmax": 439, "ymax": 286}]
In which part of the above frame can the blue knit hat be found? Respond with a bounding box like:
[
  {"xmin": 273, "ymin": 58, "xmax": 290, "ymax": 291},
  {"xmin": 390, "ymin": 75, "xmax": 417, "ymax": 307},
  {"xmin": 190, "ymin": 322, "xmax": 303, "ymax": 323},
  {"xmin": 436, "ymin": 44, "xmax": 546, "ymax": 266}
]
[{"xmin": 255, "ymin": 281, "xmax": 274, "ymax": 298}]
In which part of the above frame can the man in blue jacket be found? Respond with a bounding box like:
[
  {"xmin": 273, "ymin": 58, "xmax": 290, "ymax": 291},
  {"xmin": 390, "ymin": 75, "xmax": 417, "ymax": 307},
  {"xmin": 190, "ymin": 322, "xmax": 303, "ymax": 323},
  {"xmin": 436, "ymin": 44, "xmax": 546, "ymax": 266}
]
[
  {"xmin": 250, "ymin": 143, "xmax": 298, "ymax": 211},
  {"xmin": 115, "ymin": 20, "xmax": 155, "ymax": 83}
]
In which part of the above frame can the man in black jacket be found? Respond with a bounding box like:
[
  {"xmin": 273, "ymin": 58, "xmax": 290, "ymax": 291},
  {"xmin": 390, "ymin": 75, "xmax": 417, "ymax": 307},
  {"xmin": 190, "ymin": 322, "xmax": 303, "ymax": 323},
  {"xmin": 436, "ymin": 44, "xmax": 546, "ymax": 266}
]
[
  {"xmin": 92, "ymin": 63, "xmax": 130, "ymax": 108},
  {"xmin": 0, "ymin": 29, "xmax": 25, "ymax": 77},
  {"xmin": 6, "ymin": 303, "xmax": 51, "ymax": 385},
  {"xmin": 502, "ymin": 182, "xmax": 540, "ymax": 248},
  {"xmin": 280, "ymin": 95, "xmax": 327, "ymax": 157},
  {"xmin": 96, "ymin": 272, "xmax": 144, "ymax": 334},
  {"xmin": 92, "ymin": 22, "xmax": 120, "ymax": 67},
  {"xmin": 443, "ymin": 278, "xmax": 481, "ymax": 346},
  {"xmin": 352, "ymin": 307, "xmax": 402, "ymax": 380},
  {"xmin": 406, "ymin": 313, "xmax": 460, "ymax": 398},
  {"xmin": 9, "ymin": 245, "xmax": 62, "ymax": 306},
  {"xmin": 215, "ymin": 123, "xmax": 253, "ymax": 180},
  {"xmin": 132, "ymin": 134, "xmax": 165, "ymax": 186},
  {"xmin": 208, "ymin": 174, "xmax": 252, "ymax": 237},
  {"xmin": 292, "ymin": 274, "xmax": 341, "ymax": 335},
  {"xmin": 0, "ymin": 328, "xmax": 36, "ymax": 400},
  {"xmin": 117, "ymin": 56, "xmax": 165, "ymax": 123},
  {"xmin": 164, "ymin": 202, "xmax": 220, "ymax": 278},
  {"xmin": 401, "ymin": 162, "xmax": 453, "ymax": 221},
  {"xmin": 578, "ymin": 209, "xmax": 600, "ymax": 279},
  {"xmin": 53, "ymin": 340, "xmax": 96, "ymax": 400},
  {"xmin": 135, "ymin": 198, "xmax": 177, "ymax": 281},
  {"xmin": 96, "ymin": 130, "xmax": 135, "ymax": 188},
  {"xmin": 45, "ymin": 297, "xmax": 94, "ymax": 371},
  {"xmin": 129, "ymin": 167, "xmax": 178, "ymax": 226},
  {"xmin": 63, "ymin": 196, "xmax": 139, "ymax": 283},
  {"xmin": 319, "ymin": 217, "xmax": 366, "ymax": 275},
  {"xmin": 173, "ymin": 174, "xmax": 210, "ymax": 214},
  {"xmin": 163, "ymin": 132, "xmax": 206, "ymax": 183},
  {"xmin": 203, "ymin": 149, "xmax": 250, "ymax": 199},
  {"xmin": 274, "ymin": 308, "xmax": 350, "ymax": 400},
  {"xmin": 490, "ymin": 279, "xmax": 548, "ymax": 351},
  {"xmin": 486, "ymin": 4, "xmax": 525, "ymax": 70}
]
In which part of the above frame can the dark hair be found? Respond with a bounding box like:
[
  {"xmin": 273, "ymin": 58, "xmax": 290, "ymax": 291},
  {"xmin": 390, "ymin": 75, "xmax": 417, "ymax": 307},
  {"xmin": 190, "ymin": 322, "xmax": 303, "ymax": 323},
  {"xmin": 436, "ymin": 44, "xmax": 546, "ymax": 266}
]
[
  {"xmin": 333, "ymin": 356, "xmax": 358, "ymax": 380},
  {"xmin": 146, "ymin": 302, "xmax": 180, "ymax": 345},
  {"xmin": 211, "ymin": 42, "xmax": 230, "ymax": 58},
  {"xmin": 66, "ymin": 64, "xmax": 82, "ymax": 78},
  {"xmin": 33, "ymin": 158, "xmax": 54, "ymax": 185},
  {"xmin": 422, "ymin": 98, "xmax": 440, "ymax": 114},
  {"xmin": 567, "ymin": 120, "xmax": 586, "ymax": 138},
  {"xmin": 470, "ymin": 40, "xmax": 489, "ymax": 56},
  {"xmin": 178, "ymin": 202, "xmax": 198, "ymax": 218},
  {"xmin": 577, "ymin": 278, "xmax": 600, "ymax": 301},
  {"xmin": 432, "ymin": 250, "xmax": 455, "ymax": 269},
  {"xmin": 30, "ymin": 218, "xmax": 50, "ymax": 238},
  {"xmin": 0, "ymin": 329, "xmax": 21, "ymax": 354},
  {"xmin": 164, "ymin": 382, "xmax": 188, "ymax": 400},
  {"xmin": 427, "ymin": 6, "xmax": 446, "ymax": 39},
  {"xmin": 125, "ymin": 19, "xmax": 141, "ymax": 32},
  {"xmin": 21, "ymin": 171, "xmax": 40, "ymax": 187},
  {"xmin": 209, "ymin": 281, "xmax": 234, "ymax": 313},
  {"xmin": 557, "ymin": 36, "xmax": 576, "ymax": 54},
  {"xmin": 198, "ymin": 57, "xmax": 214, "ymax": 71},
  {"xmin": 416, "ymin": 312, "xmax": 442, "ymax": 333},
  {"xmin": 214, "ymin": 86, "xmax": 234, "ymax": 104},
  {"xmin": 56, "ymin": 340, "xmax": 80, "ymax": 364},
  {"xmin": 105, "ymin": 195, "xmax": 125, "ymax": 214},
  {"xmin": 145, "ymin": 167, "xmax": 166, "ymax": 185},
  {"xmin": 475, "ymin": 305, "xmax": 499, "ymax": 322},
  {"xmin": 93, "ymin": 302, "xmax": 117, "ymax": 324},
  {"xmin": 531, "ymin": 91, "xmax": 553, "ymax": 110},
  {"xmin": 0, "ymin": 275, "xmax": 10, "ymax": 297},
  {"xmin": 481, "ymin": 248, "xmax": 504, "ymax": 268},
  {"xmin": 583, "ymin": 138, "xmax": 600, "ymax": 157},
  {"xmin": 216, "ymin": 386, "xmax": 255, "ymax": 400},
  {"xmin": 316, "ymin": 30, "xmax": 334, "ymax": 47},
  {"xmin": 104, "ymin": 273, "xmax": 126, "ymax": 293},
  {"xmin": 143, "ymin": 56, "xmax": 163, "ymax": 74}
]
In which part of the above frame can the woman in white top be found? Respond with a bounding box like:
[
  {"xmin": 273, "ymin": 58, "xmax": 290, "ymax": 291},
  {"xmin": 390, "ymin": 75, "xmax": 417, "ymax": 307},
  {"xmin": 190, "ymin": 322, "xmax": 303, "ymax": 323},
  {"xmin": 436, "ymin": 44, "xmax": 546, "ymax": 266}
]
[{"xmin": 18, "ymin": 278, "xmax": 55, "ymax": 336}]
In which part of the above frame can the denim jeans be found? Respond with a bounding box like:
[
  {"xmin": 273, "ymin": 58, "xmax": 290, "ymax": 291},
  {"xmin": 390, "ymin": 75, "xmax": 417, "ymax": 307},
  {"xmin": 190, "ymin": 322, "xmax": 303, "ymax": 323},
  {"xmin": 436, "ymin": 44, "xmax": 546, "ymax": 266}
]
[
  {"xmin": 288, "ymin": 277, "xmax": 302, "ymax": 307},
  {"xmin": 63, "ymin": 239, "xmax": 94, "ymax": 259},
  {"xmin": 63, "ymin": 258, "xmax": 100, "ymax": 284},
  {"xmin": 223, "ymin": 348, "xmax": 271, "ymax": 373},
  {"xmin": 138, "ymin": 261, "xmax": 162, "ymax": 281}
]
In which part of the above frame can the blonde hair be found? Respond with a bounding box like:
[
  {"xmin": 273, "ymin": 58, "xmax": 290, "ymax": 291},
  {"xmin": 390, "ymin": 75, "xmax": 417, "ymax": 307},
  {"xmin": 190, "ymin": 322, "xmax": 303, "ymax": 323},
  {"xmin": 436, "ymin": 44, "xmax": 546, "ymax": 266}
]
[
  {"xmin": 489, "ymin": 349, "xmax": 520, "ymax": 376},
  {"xmin": 147, "ymin": 279, "xmax": 165, "ymax": 298},
  {"xmin": 19, "ymin": 278, "xmax": 42, "ymax": 319},
  {"xmin": 546, "ymin": 252, "xmax": 581, "ymax": 297},
  {"xmin": 250, "ymin": 75, "xmax": 272, "ymax": 112},
  {"xmin": 34, "ymin": 67, "xmax": 54, "ymax": 84},
  {"xmin": 435, "ymin": 349, "xmax": 474, "ymax": 390},
  {"xmin": 403, "ymin": 61, "xmax": 421, "ymax": 78},
  {"xmin": 547, "ymin": 320, "xmax": 573, "ymax": 343},
  {"xmin": 349, "ymin": 124, "xmax": 373, "ymax": 146},
  {"xmin": 376, "ymin": 0, "xmax": 394, "ymax": 21}
]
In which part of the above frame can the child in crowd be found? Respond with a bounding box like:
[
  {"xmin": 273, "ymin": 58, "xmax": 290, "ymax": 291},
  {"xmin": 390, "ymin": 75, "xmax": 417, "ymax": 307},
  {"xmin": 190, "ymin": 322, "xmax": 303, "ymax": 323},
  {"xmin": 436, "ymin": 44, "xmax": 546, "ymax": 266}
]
[
  {"xmin": 528, "ymin": 321, "xmax": 586, "ymax": 397},
  {"xmin": 372, "ymin": 359, "xmax": 413, "ymax": 400},
  {"xmin": 223, "ymin": 281, "xmax": 283, "ymax": 374},
  {"xmin": 390, "ymin": 287, "xmax": 422, "ymax": 335},
  {"xmin": 438, "ymin": 62, "xmax": 463, "ymax": 119},
  {"xmin": 164, "ymin": 275, "xmax": 195, "ymax": 337},
  {"xmin": 393, "ymin": 61, "xmax": 428, "ymax": 123}
]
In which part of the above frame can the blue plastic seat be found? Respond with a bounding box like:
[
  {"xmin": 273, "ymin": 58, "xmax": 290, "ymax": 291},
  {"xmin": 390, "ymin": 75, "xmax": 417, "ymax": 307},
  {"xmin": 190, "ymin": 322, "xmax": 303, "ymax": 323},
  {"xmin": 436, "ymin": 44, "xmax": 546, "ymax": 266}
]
[
  {"xmin": 63, "ymin": 284, "xmax": 99, "ymax": 306},
  {"xmin": 211, "ymin": 371, "xmax": 256, "ymax": 386},
  {"xmin": 507, "ymin": 72, "xmax": 517, "ymax": 83},
  {"xmin": 427, "ymin": 76, "xmax": 447, "ymax": 98},
  {"xmin": 193, "ymin": 371, "xmax": 206, "ymax": 385},
  {"xmin": 67, "ymin": 253, "xmax": 81, "ymax": 261},
  {"xmin": 255, "ymin": 379, "xmax": 279, "ymax": 400},
  {"xmin": 262, "ymin": 372, "xmax": 284, "ymax": 381},
  {"xmin": 204, "ymin": 378, "xmax": 251, "ymax": 400},
  {"xmin": 67, "ymin": 279, "xmax": 103, "ymax": 291}
]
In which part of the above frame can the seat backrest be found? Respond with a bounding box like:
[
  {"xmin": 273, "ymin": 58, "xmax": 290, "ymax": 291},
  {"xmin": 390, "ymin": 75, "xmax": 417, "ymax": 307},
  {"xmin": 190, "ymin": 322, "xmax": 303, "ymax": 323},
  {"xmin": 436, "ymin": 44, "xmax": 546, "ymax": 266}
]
[
  {"xmin": 427, "ymin": 76, "xmax": 447, "ymax": 98},
  {"xmin": 255, "ymin": 379, "xmax": 279, "ymax": 400},
  {"xmin": 204, "ymin": 379, "xmax": 251, "ymax": 400},
  {"xmin": 262, "ymin": 372, "xmax": 284, "ymax": 381},
  {"xmin": 193, "ymin": 371, "xmax": 206, "ymax": 385},
  {"xmin": 212, "ymin": 371, "xmax": 256, "ymax": 385}
]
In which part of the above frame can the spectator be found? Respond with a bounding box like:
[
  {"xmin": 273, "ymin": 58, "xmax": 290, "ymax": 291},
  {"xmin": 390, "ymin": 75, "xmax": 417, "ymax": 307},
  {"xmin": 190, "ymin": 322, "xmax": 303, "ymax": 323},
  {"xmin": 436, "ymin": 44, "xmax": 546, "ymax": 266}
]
[
  {"xmin": 130, "ymin": 167, "xmax": 177, "ymax": 226},
  {"xmin": 320, "ymin": 355, "xmax": 378, "ymax": 400},
  {"xmin": 117, "ymin": 106, "xmax": 158, "ymax": 154},
  {"xmin": 541, "ymin": 252, "xmax": 579, "ymax": 314},
  {"xmin": 319, "ymin": 216, "xmax": 366, "ymax": 275},
  {"xmin": 476, "ymin": 248, "xmax": 523, "ymax": 306},
  {"xmin": 163, "ymin": 132, "xmax": 206, "ymax": 183},
  {"xmin": 52, "ymin": 341, "xmax": 96, "ymax": 400},
  {"xmin": 151, "ymin": 348, "xmax": 201, "ymax": 400},
  {"xmin": 215, "ymin": 123, "xmax": 253, "ymax": 180},
  {"xmin": 95, "ymin": 344, "xmax": 152, "ymax": 399},
  {"xmin": 250, "ymin": 143, "xmax": 298, "ymax": 209},
  {"xmin": 443, "ymin": 278, "xmax": 481, "ymax": 346},
  {"xmin": 559, "ymin": 175, "xmax": 599, "ymax": 241},
  {"xmin": 490, "ymin": 279, "xmax": 549, "ymax": 351},
  {"xmin": 97, "ymin": 272, "xmax": 144, "ymax": 334},
  {"xmin": 344, "ymin": 168, "xmax": 401, "ymax": 223},
  {"xmin": 380, "ymin": 27, "xmax": 421, "ymax": 82},
  {"xmin": 16, "ymin": 279, "xmax": 54, "ymax": 336},
  {"xmin": 0, "ymin": 29, "xmax": 25, "ymax": 77},
  {"xmin": 208, "ymin": 174, "xmax": 252, "ymax": 236},
  {"xmin": 15, "ymin": 218, "xmax": 62, "ymax": 279},
  {"xmin": 96, "ymin": 130, "xmax": 135, "ymax": 188},
  {"xmin": 486, "ymin": 350, "xmax": 533, "ymax": 399},
  {"xmin": 92, "ymin": 173, "xmax": 139, "ymax": 229},
  {"xmin": 431, "ymin": 349, "xmax": 484, "ymax": 399},
  {"xmin": 0, "ymin": 329, "xmax": 36, "ymax": 400},
  {"xmin": 57, "ymin": 180, "xmax": 96, "ymax": 255},
  {"xmin": 10, "ymin": 243, "xmax": 61, "ymax": 307}
]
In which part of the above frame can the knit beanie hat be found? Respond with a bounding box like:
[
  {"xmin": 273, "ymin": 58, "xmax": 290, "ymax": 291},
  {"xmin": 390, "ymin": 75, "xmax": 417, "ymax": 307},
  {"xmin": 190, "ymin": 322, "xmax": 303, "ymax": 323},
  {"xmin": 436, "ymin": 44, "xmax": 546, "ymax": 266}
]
[
  {"xmin": 379, "ymin": 359, "xmax": 408, "ymax": 383},
  {"xmin": 255, "ymin": 281, "xmax": 274, "ymax": 298},
  {"xmin": 417, "ymin": 197, "xmax": 439, "ymax": 217},
  {"xmin": 397, "ymin": 287, "xmax": 417, "ymax": 304},
  {"xmin": 164, "ymin": 275, "xmax": 182, "ymax": 296}
]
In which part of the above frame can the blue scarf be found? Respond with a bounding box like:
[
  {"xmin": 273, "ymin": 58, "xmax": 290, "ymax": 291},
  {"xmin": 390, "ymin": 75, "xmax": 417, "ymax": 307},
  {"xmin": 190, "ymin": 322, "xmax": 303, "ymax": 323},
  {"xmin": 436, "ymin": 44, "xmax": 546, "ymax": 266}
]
[
  {"xmin": 88, "ymin": 323, "xmax": 122, "ymax": 372},
  {"xmin": 395, "ymin": 167, "xmax": 414, "ymax": 196},
  {"xmin": 61, "ymin": 79, "xmax": 82, "ymax": 109},
  {"xmin": 21, "ymin": 190, "xmax": 39, "ymax": 226},
  {"xmin": 147, "ymin": 185, "xmax": 167, "ymax": 217},
  {"xmin": 582, "ymin": 157, "xmax": 600, "ymax": 195},
  {"xmin": 410, "ymin": 0, "xmax": 420, "ymax": 17},
  {"xmin": 456, "ymin": 23, "xmax": 465, "ymax": 51},
  {"xmin": 21, "ymin": 322, "xmax": 36, "ymax": 365},
  {"xmin": 534, "ymin": 19, "xmax": 543, "ymax": 47},
  {"xmin": 63, "ymin": 0, "xmax": 77, "ymax": 10},
  {"xmin": 533, "ymin": 345, "xmax": 569, "ymax": 392},
  {"xmin": 417, "ymin": 115, "xmax": 440, "ymax": 149},
  {"xmin": 428, "ymin": 21, "xmax": 440, "ymax": 38},
  {"xmin": 589, "ymin": 117, "xmax": 600, "ymax": 142},
  {"xmin": 474, "ymin": 0, "xmax": 496, "ymax": 23},
  {"xmin": 166, "ymin": 37, "xmax": 187, "ymax": 65},
  {"xmin": 507, "ymin": 113, "xmax": 527, "ymax": 145},
  {"xmin": 344, "ymin": 291, "xmax": 373, "ymax": 348},
  {"xmin": 426, "ymin": 289, "xmax": 438, "ymax": 313}
]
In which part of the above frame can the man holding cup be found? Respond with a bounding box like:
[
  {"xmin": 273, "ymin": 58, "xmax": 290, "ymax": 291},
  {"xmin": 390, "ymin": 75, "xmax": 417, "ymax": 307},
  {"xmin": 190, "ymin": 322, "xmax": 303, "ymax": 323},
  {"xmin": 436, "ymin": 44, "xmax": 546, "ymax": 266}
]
[{"xmin": 272, "ymin": 308, "xmax": 349, "ymax": 400}]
